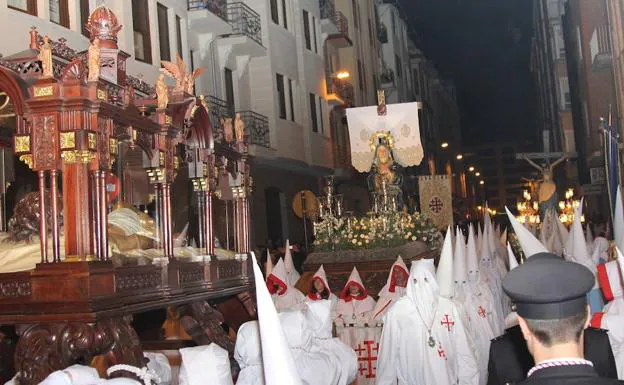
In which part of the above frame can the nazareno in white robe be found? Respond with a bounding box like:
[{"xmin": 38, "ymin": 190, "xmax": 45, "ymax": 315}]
[
  {"xmin": 592, "ymin": 260, "xmax": 624, "ymax": 379},
  {"xmin": 372, "ymin": 256, "xmax": 409, "ymax": 321},
  {"xmin": 335, "ymin": 267, "xmax": 377, "ymax": 325},
  {"xmin": 376, "ymin": 260, "xmax": 479, "ymax": 385},
  {"xmin": 306, "ymin": 265, "xmax": 339, "ymax": 317},
  {"xmin": 234, "ymin": 321, "xmax": 265, "ymax": 385},
  {"xmin": 279, "ymin": 310, "xmax": 342, "ymax": 385},
  {"xmin": 305, "ymin": 300, "xmax": 358, "ymax": 385},
  {"xmin": 267, "ymin": 258, "xmax": 306, "ymax": 312}
]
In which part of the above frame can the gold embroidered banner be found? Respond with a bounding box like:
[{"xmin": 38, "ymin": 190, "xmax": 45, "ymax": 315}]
[{"xmin": 418, "ymin": 175, "xmax": 453, "ymax": 229}]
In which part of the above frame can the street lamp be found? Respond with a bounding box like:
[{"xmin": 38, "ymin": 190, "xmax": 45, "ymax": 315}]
[
  {"xmin": 475, "ymin": 172, "xmax": 481, "ymax": 177},
  {"xmin": 441, "ymin": 142, "xmax": 449, "ymax": 148},
  {"xmin": 468, "ymin": 166, "xmax": 475, "ymax": 172},
  {"xmin": 479, "ymin": 180, "xmax": 485, "ymax": 185},
  {"xmin": 335, "ymin": 71, "xmax": 351, "ymax": 80},
  {"xmin": 456, "ymin": 154, "xmax": 463, "ymax": 160}
]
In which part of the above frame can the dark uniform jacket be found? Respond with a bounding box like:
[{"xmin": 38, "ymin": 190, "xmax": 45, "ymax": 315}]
[
  {"xmin": 520, "ymin": 364, "xmax": 624, "ymax": 385},
  {"xmin": 487, "ymin": 326, "xmax": 618, "ymax": 385}
]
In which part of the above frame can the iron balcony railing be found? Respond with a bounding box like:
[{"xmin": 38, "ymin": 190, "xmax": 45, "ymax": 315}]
[
  {"xmin": 237, "ymin": 110, "xmax": 270, "ymax": 148},
  {"xmin": 335, "ymin": 10, "xmax": 349, "ymax": 39},
  {"xmin": 227, "ymin": 2, "xmax": 263, "ymax": 45},
  {"xmin": 320, "ymin": 0, "xmax": 336, "ymax": 21},
  {"xmin": 205, "ymin": 95, "xmax": 234, "ymax": 143},
  {"xmin": 188, "ymin": 0, "xmax": 228, "ymax": 21},
  {"xmin": 188, "ymin": 1, "xmax": 262, "ymax": 45},
  {"xmin": 326, "ymin": 73, "xmax": 354, "ymax": 105}
]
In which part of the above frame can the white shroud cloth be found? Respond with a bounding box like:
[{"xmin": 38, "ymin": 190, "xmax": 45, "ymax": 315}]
[
  {"xmin": 234, "ymin": 321, "xmax": 265, "ymax": 385},
  {"xmin": 376, "ymin": 260, "xmax": 479, "ymax": 385},
  {"xmin": 372, "ymin": 256, "xmax": 409, "ymax": 321},
  {"xmin": 267, "ymin": 258, "xmax": 306, "ymax": 312},
  {"xmin": 336, "ymin": 267, "xmax": 377, "ymax": 325},
  {"xmin": 305, "ymin": 300, "xmax": 358, "ymax": 385},
  {"xmin": 179, "ymin": 344, "xmax": 234, "ymax": 385},
  {"xmin": 280, "ymin": 310, "xmax": 342, "ymax": 385}
]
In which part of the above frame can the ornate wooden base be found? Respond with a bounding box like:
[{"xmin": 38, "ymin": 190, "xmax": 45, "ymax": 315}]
[{"xmin": 14, "ymin": 316, "xmax": 144, "ymax": 385}]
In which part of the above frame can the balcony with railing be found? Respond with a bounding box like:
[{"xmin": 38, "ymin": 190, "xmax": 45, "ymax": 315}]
[
  {"xmin": 205, "ymin": 95, "xmax": 234, "ymax": 144},
  {"xmin": 320, "ymin": 0, "xmax": 351, "ymax": 48},
  {"xmin": 591, "ymin": 25, "xmax": 612, "ymax": 70},
  {"xmin": 188, "ymin": 1, "xmax": 264, "ymax": 49},
  {"xmin": 227, "ymin": 2, "xmax": 263, "ymax": 46},
  {"xmin": 326, "ymin": 73, "xmax": 354, "ymax": 107},
  {"xmin": 237, "ymin": 110, "xmax": 270, "ymax": 148}
]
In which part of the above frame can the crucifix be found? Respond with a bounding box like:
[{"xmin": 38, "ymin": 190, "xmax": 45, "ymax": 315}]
[{"xmin": 516, "ymin": 130, "xmax": 576, "ymax": 216}]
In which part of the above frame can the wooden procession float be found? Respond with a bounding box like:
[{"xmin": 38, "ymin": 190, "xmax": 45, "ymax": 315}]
[
  {"xmin": 0, "ymin": 6, "xmax": 255, "ymax": 384},
  {"xmin": 300, "ymin": 91, "xmax": 442, "ymax": 297}
]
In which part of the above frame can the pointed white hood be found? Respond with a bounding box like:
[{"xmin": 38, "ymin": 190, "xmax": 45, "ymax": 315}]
[
  {"xmin": 500, "ymin": 228, "xmax": 507, "ymax": 248},
  {"xmin": 614, "ymin": 186, "xmax": 624, "ymax": 252},
  {"xmin": 267, "ymin": 258, "xmax": 290, "ymax": 295},
  {"xmin": 505, "ymin": 206, "xmax": 548, "ymax": 257},
  {"xmin": 476, "ymin": 223, "xmax": 483, "ymax": 255},
  {"xmin": 406, "ymin": 259, "xmax": 440, "ymax": 324},
  {"xmin": 586, "ymin": 223, "xmax": 594, "ymax": 250},
  {"xmin": 436, "ymin": 226, "xmax": 454, "ymax": 298},
  {"xmin": 540, "ymin": 210, "xmax": 551, "ymax": 250},
  {"xmin": 485, "ymin": 209, "xmax": 497, "ymax": 256},
  {"xmin": 556, "ymin": 212, "xmax": 569, "ymax": 245},
  {"xmin": 564, "ymin": 199, "xmax": 594, "ymax": 271},
  {"xmin": 283, "ymin": 240, "xmax": 301, "ymax": 286},
  {"xmin": 250, "ymin": 252, "xmax": 303, "ymax": 385},
  {"xmin": 308, "ymin": 265, "xmax": 331, "ymax": 299},
  {"xmin": 454, "ymin": 228, "xmax": 468, "ymax": 283},
  {"xmin": 507, "ymin": 242, "xmax": 519, "ymax": 270},
  {"xmin": 480, "ymin": 220, "xmax": 492, "ymax": 264},
  {"xmin": 380, "ymin": 256, "xmax": 409, "ymax": 295},
  {"xmin": 340, "ymin": 267, "xmax": 368, "ymax": 300},
  {"xmin": 466, "ymin": 224, "xmax": 480, "ymax": 282}
]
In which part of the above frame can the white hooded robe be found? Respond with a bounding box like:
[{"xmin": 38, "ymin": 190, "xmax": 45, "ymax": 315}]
[
  {"xmin": 267, "ymin": 258, "xmax": 306, "ymax": 312},
  {"xmin": 335, "ymin": 267, "xmax": 377, "ymax": 326},
  {"xmin": 234, "ymin": 321, "xmax": 265, "ymax": 385},
  {"xmin": 372, "ymin": 256, "xmax": 409, "ymax": 321},
  {"xmin": 376, "ymin": 259, "xmax": 479, "ymax": 385}
]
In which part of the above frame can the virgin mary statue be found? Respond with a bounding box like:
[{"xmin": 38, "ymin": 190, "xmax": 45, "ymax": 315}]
[{"xmin": 367, "ymin": 139, "xmax": 405, "ymax": 209}]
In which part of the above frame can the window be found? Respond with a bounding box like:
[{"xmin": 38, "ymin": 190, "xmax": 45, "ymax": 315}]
[
  {"xmin": 157, "ymin": 4, "xmax": 170, "ymax": 61},
  {"xmin": 281, "ymin": 0, "xmax": 288, "ymax": 29},
  {"xmin": 564, "ymin": 92, "xmax": 571, "ymax": 109},
  {"xmin": 310, "ymin": 93, "xmax": 318, "ymax": 133},
  {"xmin": 270, "ymin": 0, "xmax": 279, "ymax": 24},
  {"xmin": 288, "ymin": 79, "xmax": 295, "ymax": 122},
  {"xmin": 319, "ymin": 96, "xmax": 324, "ymax": 133},
  {"xmin": 176, "ymin": 16, "xmax": 183, "ymax": 58},
  {"xmin": 312, "ymin": 16, "xmax": 318, "ymax": 53},
  {"xmin": 224, "ymin": 68, "xmax": 235, "ymax": 112},
  {"xmin": 357, "ymin": 60, "xmax": 364, "ymax": 91},
  {"xmin": 7, "ymin": 0, "xmax": 36, "ymax": 15},
  {"xmin": 559, "ymin": 47, "xmax": 566, "ymax": 59},
  {"xmin": 132, "ymin": 0, "xmax": 152, "ymax": 63},
  {"xmin": 303, "ymin": 10, "xmax": 311, "ymax": 50},
  {"xmin": 396, "ymin": 54, "xmax": 402, "ymax": 78},
  {"xmin": 352, "ymin": 0, "xmax": 359, "ymax": 29},
  {"xmin": 277, "ymin": 74, "xmax": 287, "ymax": 119},
  {"xmin": 49, "ymin": 0, "xmax": 69, "ymax": 27},
  {"xmin": 80, "ymin": 0, "xmax": 90, "ymax": 36}
]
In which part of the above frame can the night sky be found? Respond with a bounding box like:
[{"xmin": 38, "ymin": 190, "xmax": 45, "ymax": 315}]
[{"xmin": 399, "ymin": 0, "xmax": 537, "ymax": 147}]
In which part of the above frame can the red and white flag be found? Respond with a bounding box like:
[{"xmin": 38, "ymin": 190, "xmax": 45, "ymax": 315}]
[{"xmin": 336, "ymin": 325, "xmax": 383, "ymax": 385}]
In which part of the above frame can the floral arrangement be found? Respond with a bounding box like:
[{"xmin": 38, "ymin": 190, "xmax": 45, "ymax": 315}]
[{"xmin": 313, "ymin": 211, "xmax": 441, "ymax": 252}]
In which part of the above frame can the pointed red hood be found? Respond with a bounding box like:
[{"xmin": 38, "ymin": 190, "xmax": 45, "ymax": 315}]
[
  {"xmin": 308, "ymin": 265, "xmax": 331, "ymax": 300},
  {"xmin": 340, "ymin": 267, "xmax": 368, "ymax": 302}
]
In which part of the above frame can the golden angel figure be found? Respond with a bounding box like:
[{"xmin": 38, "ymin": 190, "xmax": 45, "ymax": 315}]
[
  {"xmin": 39, "ymin": 36, "xmax": 53, "ymax": 78},
  {"xmin": 87, "ymin": 38, "xmax": 101, "ymax": 82},
  {"xmin": 234, "ymin": 113, "xmax": 245, "ymax": 142},
  {"xmin": 161, "ymin": 54, "xmax": 204, "ymax": 94},
  {"xmin": 156, "ymin": 73, "xmax": 169, "ymax": 109},
  {"xmin": 221, "ymin": 117, "xmax": 234, "ymax": 142}
]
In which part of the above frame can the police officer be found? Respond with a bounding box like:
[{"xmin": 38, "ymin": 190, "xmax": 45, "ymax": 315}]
[{"xmin": 502, "ymin": 253, "xmax": 624, "ymax": 384}]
